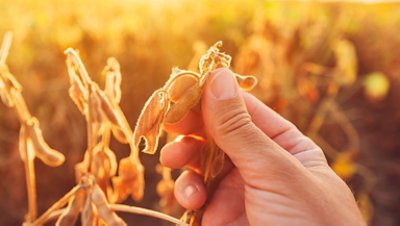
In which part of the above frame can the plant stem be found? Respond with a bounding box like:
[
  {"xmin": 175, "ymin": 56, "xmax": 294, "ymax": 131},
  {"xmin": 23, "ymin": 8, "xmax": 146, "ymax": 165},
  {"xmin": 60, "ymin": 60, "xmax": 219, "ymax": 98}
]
[
  {"xmin": 110, "ymin": 204, "xmax": 188, "ymax": 226},
  {"xmin": 0, "ymin": 32, "xmax": 12, "ymax": 66},
  {"xmin": 32, "ymin": 185, "xmax": 81, "ymax": 226},
  {"xmin": 23, "ymin": 153, "xmax": 37, "ymax": 222}
]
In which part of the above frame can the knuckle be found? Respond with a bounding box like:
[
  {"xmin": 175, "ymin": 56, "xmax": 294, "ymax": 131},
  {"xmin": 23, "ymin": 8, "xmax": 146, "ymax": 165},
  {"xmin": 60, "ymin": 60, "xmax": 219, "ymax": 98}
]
[{"xmin": 216, "ymin": 107, "xmax": 252, "ymax": 138}]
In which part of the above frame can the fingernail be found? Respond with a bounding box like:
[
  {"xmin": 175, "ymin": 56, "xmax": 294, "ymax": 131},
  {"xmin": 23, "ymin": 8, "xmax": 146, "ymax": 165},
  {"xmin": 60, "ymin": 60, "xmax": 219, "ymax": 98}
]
[
  {"xmin": 209, "ymin": 69, "xmax": 238, "ymax": 100},
  {"xmin": 184, "ymin": 184, "xmax": 198, "ymax": 199}
]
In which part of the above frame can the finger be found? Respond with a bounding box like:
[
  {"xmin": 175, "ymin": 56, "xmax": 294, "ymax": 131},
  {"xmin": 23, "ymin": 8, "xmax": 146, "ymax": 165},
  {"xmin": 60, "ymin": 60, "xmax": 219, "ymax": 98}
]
[
  {"xmin": 242, "ymin": 92, "xmax": 327, "ymax": 167},
  {"xmin": 202, "ymin": 68, "xmax": 303, "ymax": 185},
  {"xmin": 163, "ymin": 110, "xmax": 204, "ymax": 135},
  {"xmin": 160, "ymin": 136, "xmax": 204, "ymax": 171},
  {"xmin": 174, "ymin": 170, "xmax": 207, "ymax": 210}
]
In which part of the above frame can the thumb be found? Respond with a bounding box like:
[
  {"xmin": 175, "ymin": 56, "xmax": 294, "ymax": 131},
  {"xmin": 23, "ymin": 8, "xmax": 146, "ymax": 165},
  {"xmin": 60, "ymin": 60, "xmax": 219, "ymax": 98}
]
[{"xmin": 202, "ymin": 68, "xmax": 302, "ymax": 184}]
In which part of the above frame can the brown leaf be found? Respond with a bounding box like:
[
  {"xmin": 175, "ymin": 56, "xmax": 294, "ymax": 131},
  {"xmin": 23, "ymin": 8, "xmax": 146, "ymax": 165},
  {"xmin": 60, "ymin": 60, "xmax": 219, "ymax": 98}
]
[
  {"xmin": 112, "ymin": 157, "xmax": 145, "ymax": 202},
  {"xmin": 164, "ymin": 83, "xmax": 202, "ymax": 124},
  {"xmin": 234, "ymin": 74, "xmax": 258, "ymax": 91},
  {"xmin": 134, "ymin": 89, "xmax": 169, "ymax": 154}
]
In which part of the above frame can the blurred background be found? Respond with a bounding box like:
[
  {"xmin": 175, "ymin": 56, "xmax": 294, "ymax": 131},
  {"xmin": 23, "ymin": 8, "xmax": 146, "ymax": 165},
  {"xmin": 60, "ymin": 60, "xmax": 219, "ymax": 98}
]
[{"xmin": 1, "ymin": 0, "xmax": 399, "ymax": 225}]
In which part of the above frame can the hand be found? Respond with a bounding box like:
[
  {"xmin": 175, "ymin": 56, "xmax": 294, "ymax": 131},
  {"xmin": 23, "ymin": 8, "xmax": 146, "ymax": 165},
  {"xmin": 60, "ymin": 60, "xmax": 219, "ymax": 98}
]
[{"xmin": 160, "ymin": 68, "xmax": 365, "ymax": 226}]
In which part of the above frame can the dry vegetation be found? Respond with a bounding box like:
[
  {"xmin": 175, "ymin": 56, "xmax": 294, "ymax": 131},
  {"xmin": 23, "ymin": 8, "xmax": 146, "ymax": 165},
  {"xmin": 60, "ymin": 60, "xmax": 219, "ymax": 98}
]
[{"xmin": 1, "ymin": 1, "xmax": 400, "ymax": 226}]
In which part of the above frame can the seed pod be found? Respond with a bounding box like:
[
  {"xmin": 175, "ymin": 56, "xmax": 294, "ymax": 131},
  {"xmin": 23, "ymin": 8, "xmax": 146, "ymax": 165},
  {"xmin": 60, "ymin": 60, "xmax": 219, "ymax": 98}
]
[
  {"xmin": 104, "ymin": 57, "xmax": 122, "ymax": 104},
  {"xmin": 68, "ymin": 79, "xmax": 86, "ymax": 113},
  {"xmin": 56, "ymin": 189, "xmax": 85, "ymax": 226},
  {"xmin": 167, "ymin": 73, "xmax": 199, "ymax": 103},
  {"xmin": 234, "ymin": 74, "xmax": 258, "ymax": 91},
  {"xmin": 164, "ymin": 82, "xmax": 202, "ymax": 124},
  {"xmin": 96, "ymin": 88, "xmax": 120, "ymax": 126},
  {"xmin": 27, "ymin": 118, "xmax": 65, "ymax": 167},
  {"xmin": 134, "ymin": 89, "xmax": 169, "ymax": 154},
  {"xmin": 111, "ymin": 126, "xmax": 129, "ymax": 144},
  {"xmin": 82, "ymin": 195, "xmax": 96, "ymax": 226},
  {"xmin": 89, "ymin": 86, "xmax": 104, "ymax": 124},
  {"xmin": 91, "ymin": 183, "xmax": 126, "ymax": 226},
  {"xmin": 109, "ymin": 106, "xmax": 132, "ymax": 144}
]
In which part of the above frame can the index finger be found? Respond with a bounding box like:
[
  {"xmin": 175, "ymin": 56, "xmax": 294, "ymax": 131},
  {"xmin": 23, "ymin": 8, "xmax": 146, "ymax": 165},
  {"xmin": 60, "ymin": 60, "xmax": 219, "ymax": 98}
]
[{"xmin": 163, "ymin": 109, "xmax": 204, "ymax": 135}]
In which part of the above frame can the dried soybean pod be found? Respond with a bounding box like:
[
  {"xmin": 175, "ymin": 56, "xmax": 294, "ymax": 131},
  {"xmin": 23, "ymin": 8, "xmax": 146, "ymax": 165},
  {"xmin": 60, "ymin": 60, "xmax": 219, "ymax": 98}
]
[
  {"xmin": 111, "ymin": 126, "xmax": 129, "ymax": 144},
  {"xmin": 109, "ymin": 105, "xmax": 133, "ymax": 144},
  {"xmin": 134, "ymin": 89, "xmax": 169, "ymax": 154},
  {"xmin": 56, "ymin": 189, "xmax": 85, "ymax": 226},
  {"xmin": 91, "ymin": 183, "xmax": 126, "ymax": 226},
  {"xmin": 235, "ymin": 74, "xmax": 258, "ymax": 91},
  {"xmin": 27, "ymin": 118, "xmax": 65, "ymax": 167},
  {"xmin": 104, "ymin": 57, "xmax": 122, "ymax": 104},
  {"xmin": 104, "ymin": 147, "xmax": 118, "ymax": 177},
  {"xmin": 167, "ymin": 73, "xmax": 199, "ymax": 102},
  {"xmin": 164, "ymin": 82, "xmax": 202, "ymax": 124},
  {"xmin": 89, "ymin": 86, "xmax": 104, "ymax": 124},
  {"xmin": 82, "ymin": 195, "xmax": 96, "ymax": 226},
  {"xmin": 97, "ymin": 88, "xmax": 120, "ymax": 126},
  {"xmin": 68, "ymin": 79, "xmax": 86, "ymax": 113}
]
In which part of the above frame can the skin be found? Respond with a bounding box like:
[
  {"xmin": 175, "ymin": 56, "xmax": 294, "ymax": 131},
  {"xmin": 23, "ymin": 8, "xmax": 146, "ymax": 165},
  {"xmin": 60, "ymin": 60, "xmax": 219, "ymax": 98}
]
[{"xmin": 160, "ymin": 68, "xmax": 366, "ymax": 226}]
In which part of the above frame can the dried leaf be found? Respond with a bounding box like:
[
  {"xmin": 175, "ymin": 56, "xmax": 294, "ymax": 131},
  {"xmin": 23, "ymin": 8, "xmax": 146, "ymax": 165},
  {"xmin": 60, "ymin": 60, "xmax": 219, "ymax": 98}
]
[
  {"xmin": 112, "ymin": 157, "xmax": 145, "ymax": 202},
  {"xmin": 333, "ymin": 39, "xmax": 357, "ymax": 86},
  {"xmin": 26, "ymin": 118, "xmax": 65, "ymax": 167},
  {"xmin": 91, "ymin": 183, "xmax": 126, "ymax": 226},
  {"xmin": 234, "ymin": 74, "xmax": 258, "ymax": 91},
  {"xmin": 134, "ymin": 89, "xmax": 169, "ymax": 154},
  {"xmin": 164, "ymin": 83, "xmax": 202, "ymax": 124}
]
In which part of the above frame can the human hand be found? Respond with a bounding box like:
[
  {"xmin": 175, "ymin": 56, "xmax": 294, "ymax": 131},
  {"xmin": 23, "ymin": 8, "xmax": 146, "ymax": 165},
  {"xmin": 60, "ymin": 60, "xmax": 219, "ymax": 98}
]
[{"xmin": 160, "ymin": 68, "xmax": 365, "ymax": 226}]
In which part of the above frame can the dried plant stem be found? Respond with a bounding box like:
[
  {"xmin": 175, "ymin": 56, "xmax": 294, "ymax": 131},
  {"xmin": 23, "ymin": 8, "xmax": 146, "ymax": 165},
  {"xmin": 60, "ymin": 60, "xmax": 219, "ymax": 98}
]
[
  {"xmin": 46, "ymin": 204, "xmax": 188, "ymax": 226},
  {"xmin": 0, "ymin": 32, "xmax": 12, "ymax": 65},
  {"xmin": 11, "ymin": 90, "xmax": 31, "ymax": 121},
  {"xmin": 32, "ymin": 185, "xmax": 82, "ymax": 226},
  {"xmin": 86, "ymin": 87, "xmax": 95, "ymax": 173},
  {"xmin": 23, "ymin": 153, "xmax": 37, "ymax": 222},
  {"xmin": 110, "ymin": 204, "xmax": 188, "ymax": 226}
]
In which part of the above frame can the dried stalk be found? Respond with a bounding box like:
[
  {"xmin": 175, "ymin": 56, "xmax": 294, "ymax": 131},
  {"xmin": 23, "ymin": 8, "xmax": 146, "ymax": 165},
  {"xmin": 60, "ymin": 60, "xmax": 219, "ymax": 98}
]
[
  {"xmin": 110, "ymin": 204, "xmax": 188, "ymax": 226},
  {"xmin": 1, "ymin": 32, "xmax": 65, "ymax": 224}
]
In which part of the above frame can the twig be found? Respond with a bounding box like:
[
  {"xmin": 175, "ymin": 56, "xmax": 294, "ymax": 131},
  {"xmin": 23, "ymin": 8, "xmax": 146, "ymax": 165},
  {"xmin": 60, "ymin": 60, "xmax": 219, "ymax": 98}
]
[
  {"xmin": 23, "ymin": 148, "xmax": 37, "ymax": 222},
  {"xmin": 32, "ymin": 185, "xmax": 82, "ymax": 226},
  {"xmin": 110, "ymin": 204, "xmax": 188, "ymax": 226},
  {"xmin": 0, "ymin": 32, "xmax": 12, "ymax": 66}
]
